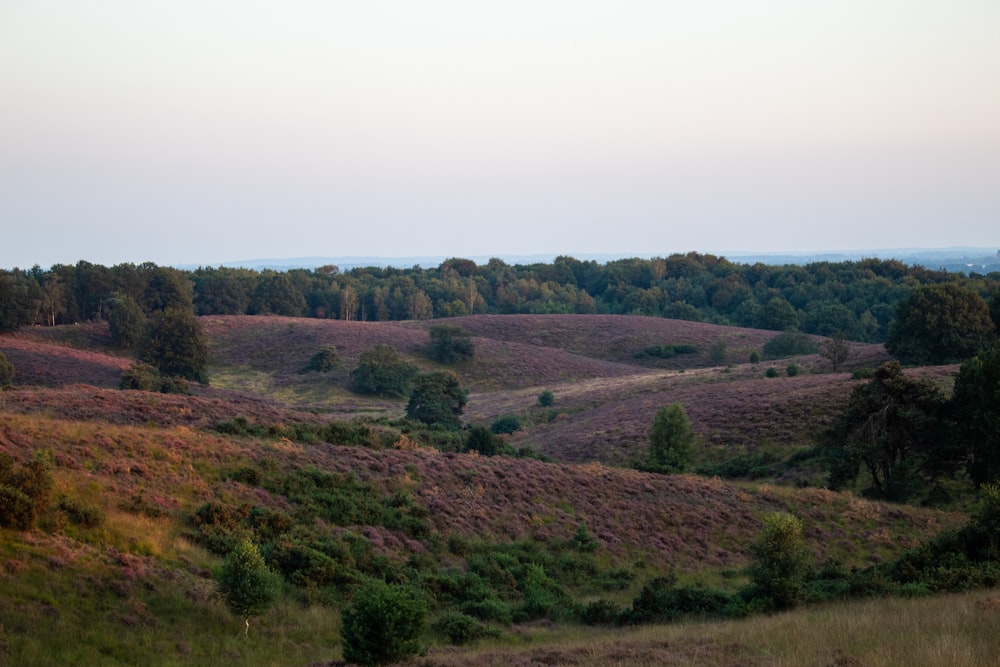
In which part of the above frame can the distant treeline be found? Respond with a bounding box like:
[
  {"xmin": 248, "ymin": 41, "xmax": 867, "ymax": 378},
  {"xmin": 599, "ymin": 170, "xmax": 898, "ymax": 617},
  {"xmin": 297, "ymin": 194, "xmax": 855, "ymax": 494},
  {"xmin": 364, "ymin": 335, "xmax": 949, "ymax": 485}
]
[{"xmin": 2, "ymin": 254, "xmax": 998, "ymax": 342}]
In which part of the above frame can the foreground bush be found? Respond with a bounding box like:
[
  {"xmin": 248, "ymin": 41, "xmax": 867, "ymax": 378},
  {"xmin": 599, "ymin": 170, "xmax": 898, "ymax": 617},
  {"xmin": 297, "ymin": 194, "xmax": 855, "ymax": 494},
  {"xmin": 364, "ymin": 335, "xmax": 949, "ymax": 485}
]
[{"xmin": 341, "ymin": 580, "xmax": 427, "ymax": 666}]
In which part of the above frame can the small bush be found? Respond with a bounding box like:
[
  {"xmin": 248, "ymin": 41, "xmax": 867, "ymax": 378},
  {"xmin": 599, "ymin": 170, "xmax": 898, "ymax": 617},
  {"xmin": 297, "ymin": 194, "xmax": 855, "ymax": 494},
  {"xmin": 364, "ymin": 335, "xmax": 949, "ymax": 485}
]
[
  {"xmin": 537, "ymin": 390, "xmax": 554, "ymax": 407},
  {"xmin": 0, "ymin": 485, "xmax": 35, "ymax": 530},
  {"xmin": 434, "ymin": 611, "xmax": 499, "ymax": 645},
  {"xmin": 581, "ymin": 599, "xmax": 625, "ymax": 625},
  {"xmin": 851, "ymin": 367, "xmax": 875, "ymax": 380},
  {"xmin": 301, "ymin": 346, "xmax": 340, "ymax": 373},
  {"xmin": 341, "ymin": 580, "xmax": 427, "ymax": 666},
  {"xmin": 763, "ymin": 331, "xmax": 818, "ymax": 359},
  {"xmin": 489, "ymin": 415, "xmax": 521, "ymax": 435},
  {"xmin": 749, "ymin": 350, "xmax": 761, "ymax": 364},
  {"xmin": 57, "ymin": 497, "xmax": 104, "ymax": 528},
  {"xmin": 765, "ymin": 367, "xmax": 779, "ymax": 378},
  {"xmin": 786, "ymin": 364, "xmax": 799, "ymax": 377}
]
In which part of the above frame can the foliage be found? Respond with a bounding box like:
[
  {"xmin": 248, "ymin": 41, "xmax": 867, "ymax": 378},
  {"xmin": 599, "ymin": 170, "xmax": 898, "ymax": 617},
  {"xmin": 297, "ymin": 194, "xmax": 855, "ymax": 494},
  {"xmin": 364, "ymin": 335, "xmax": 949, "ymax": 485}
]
[
  {"xmin": 749, "ymin": 350, "xmax": 761, "ymax": 365},
  {"xmin": 571, "ymin": 522, "xmax": 599, "ymax": 553},
  {"xmin": 746, "ymin": 512, "xmax": 811, "ymax": 610},
  {"xmin": 429, "ymin": 324, "xmax": 475, "ymax": 363},
  {"xmin": 0, "ymin": 451, "xmax": 53, "ymax": 530},
  {"xmin": 951, "ymin": 343, "xmax": 1000, "ymax": 485},
  {"xmin": 489, "ymin": 414, "xmax": 522, "ymax": 434},
  {"xmin": 786, "ymin": 363, "xmax": 799, "ymax": 376},
  {"xmin": 119, "ymin": 363, "xmax": 190, "ymax": 394},
  {"xmin": 622, "ymin": 573, "xmax": 737, "ymax": 624},
  {"xmin": 341, "ymin": 580, "xmax": 427, "ymax": 666},
  {"xmin": 886, "ymin": 283, "xmax": 995, "ymax": 364},
  {"xmin": 464, "ymin": 426, "xmax": 502, "ymax": 456},
  {"xmin": 765, "ymin": 367, "xmax": 779, "ymax": 378},
  {"xmin": 646, "ymin": 402, "xmax": 697, "ymax": 474},
  {"xmin": 138, "ymin": 307, "xmax": 209, "ymax": 384},
  {"xmin": 351, "ymin": 344, "xmax": 418, "ymax": 396},
  {"xmin": 300, "ymin": 345, "xmax": 340, "ymax": 373},
  {"xmin": 108, "ymin": 294, "xmax": 146, "ymax": 349},
  {"xmin": 433, "ymin": 611, "xmax": 499, "ymax": 645},
  {"xmin": 762, "ymin": 331, "xmax": 818, "ymax": 359},
  {"xmin": 819, "ymin": 334, "xmax": 850, "ymax": 371},
  {"xmin": 216, "ymin": 538, "xmax": 281, "ymax": 635},
  {"xmin": 635, "ymin": 343, "xmax": 698, "ymax": 360},
  {"xmin": 708, "ymin": 338, "xmax": 728, "ymax": 365},
  {"xmin": 0, "ymin": 350, "xmax": 13, "ymax": 387},
  {"xmin": 823, "ymin": 361, "xmax": 953, "ymax": 501},
  {"xmin": 537, "ymin": 389, "xmax": 555, "ymax": 407},
  {"xmin": 406, "ymin": 371, "xmax": 468, "ymax": 429}
]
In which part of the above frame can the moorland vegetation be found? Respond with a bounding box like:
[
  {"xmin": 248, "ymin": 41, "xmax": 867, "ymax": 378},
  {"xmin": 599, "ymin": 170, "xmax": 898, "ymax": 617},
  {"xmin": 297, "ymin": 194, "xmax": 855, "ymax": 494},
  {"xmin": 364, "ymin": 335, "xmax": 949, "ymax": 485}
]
[{"xmin": 1, "ymin": 254, "xmax": 999, "ymax": 665}]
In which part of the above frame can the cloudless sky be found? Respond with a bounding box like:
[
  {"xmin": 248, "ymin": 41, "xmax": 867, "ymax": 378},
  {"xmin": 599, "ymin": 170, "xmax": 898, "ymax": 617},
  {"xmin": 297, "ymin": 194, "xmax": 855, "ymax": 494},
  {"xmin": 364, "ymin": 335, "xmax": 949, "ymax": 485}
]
[{"xmin": 2, "ymin": 1, "xmax": 999, "ymax": 269}]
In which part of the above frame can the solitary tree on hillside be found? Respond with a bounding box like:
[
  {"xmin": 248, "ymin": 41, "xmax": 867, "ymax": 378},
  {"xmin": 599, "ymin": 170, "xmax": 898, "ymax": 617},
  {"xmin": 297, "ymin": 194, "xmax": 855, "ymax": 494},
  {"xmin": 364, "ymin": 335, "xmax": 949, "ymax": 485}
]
[
  {"xmin": 819, "ymin": 334, "xmax": 850, "ymax": 372},
  {"xmin": 138, "ymin": 307, "xmax": 209, "ymax": 384},
  {"xmin": 406, "ymin": 371, "xmax": 467, "ymax": 430},
  {"xmin": 351, "ymin": 344, "xmax": 418, "ymax": 396},
  {"xmin": 747, "ymin": 512, "xmax": 811, "ymax": 610},
  {"xmin": 216, "ymin": 538, "xmax": 281, "ymax": 637},
  {"xmin": 646, "ymin": 402, "xmax": 697, "ymax": 474}
]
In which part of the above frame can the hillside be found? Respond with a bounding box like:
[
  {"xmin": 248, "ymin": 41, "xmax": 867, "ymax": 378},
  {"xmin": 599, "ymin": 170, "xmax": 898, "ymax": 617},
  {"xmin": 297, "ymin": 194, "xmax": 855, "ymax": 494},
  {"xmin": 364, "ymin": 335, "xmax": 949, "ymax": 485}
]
[{"xmin": 0, "ymin": 313, "xmax": 986, "ymax": 665}]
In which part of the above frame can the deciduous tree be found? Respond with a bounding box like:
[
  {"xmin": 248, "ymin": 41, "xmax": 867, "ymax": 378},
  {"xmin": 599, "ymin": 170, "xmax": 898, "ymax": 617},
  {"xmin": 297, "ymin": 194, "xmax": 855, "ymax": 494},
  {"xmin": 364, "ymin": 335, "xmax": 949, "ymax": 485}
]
[
  {"xmin": 886, "ymin": 283, "xmax": 995, "ymax": 364},
  {"xmin": 406, "ymin": 371, "xmax": 467, "ymax": 429},
  {"xmin": 646, "ymin": 403, "xmax": 697, "ymax": 473},
  {"xmin": 351, "ymin": 344, "xmax": 417, "ymax": 396},
  {"xmin": 138, "ymin": 307, "xmax": 209, "ymax": 384},
  {"xmin": 952, "ymin": 343, "xmax": 1000, "ymax": 485},
  {"xmin": 216, "ymin": 538, "xmax": 281, "ymax": 637},
  {"xmin": 341, "ymin": 580, "xmax": 426, "ymax": 666}
]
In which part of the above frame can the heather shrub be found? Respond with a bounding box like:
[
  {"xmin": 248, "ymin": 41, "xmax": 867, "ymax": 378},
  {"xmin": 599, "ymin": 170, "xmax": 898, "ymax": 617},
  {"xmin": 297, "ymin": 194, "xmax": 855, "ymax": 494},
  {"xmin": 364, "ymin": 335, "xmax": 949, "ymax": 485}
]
[{"xmin": 341, "ymin": 580, "xmax": 427, "ymax": 666}]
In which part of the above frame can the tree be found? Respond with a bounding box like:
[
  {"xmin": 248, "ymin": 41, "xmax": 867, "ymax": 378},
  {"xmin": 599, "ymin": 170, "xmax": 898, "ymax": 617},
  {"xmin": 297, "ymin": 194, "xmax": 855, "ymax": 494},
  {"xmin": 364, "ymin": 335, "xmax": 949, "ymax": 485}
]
[
  {"xmin": 886, "ymin": 283, "xmax": 995, "ymax": 364},
  {"xmin": 340, "ymin": 580, "xmax": 427, "ymax": 666},
  {"xmin": 406, "ymin": 371, "xmax": 467, "ymax": 430},
  {"xmin": 108, "ymin": 294, "xmax": 146, "ymax": 349},
  {"xmin": 216, "ymin": 538, "xmax": 281, "ymax": 637},
  {"xmin": 0, "ymin": 351, "xmax": 13, "ymax": 387},
  {"xmin": 952, "ymin": 343, "xmax": 1000, "ymax": 485},
  {"xmin": 300, "ymin": 346, "xmax": 340, "ymax": 373},
  {"xmin": 746, "ymin": 513, "xmax": 810, "ymax": 610},
  {"xmin": 819, "ymin": 334, "xmax": 850, "ymax": 371},
  {"xmin": 824, "ymin": 361, "xmax": 952, "ymax": 500},
  {"xmin": 762, "ymin": 331, "xmax": 818, "ymax": 359},
  {"xmin": 249, "ymin": 272, "xmax": 306, "ymax": 316},
  {"xmin": 428, "ymin": 324, "xmax": 475, "ymax": 363},
  {"xmin": 464, "ymin": 425, "xmax": 501, "ymax": 456},
  {"xmin": 138, "ymin": 307, "xmax": 209, "ymax": 384},
  {"xmin": 646, "ymin": 403, "xmax": 697, "ymax": 473},
  {"xmin": 0, "ymin": 450, "xmax": 53, "ymax": 530},
  {"xmin": 351, "ymin": 344, "xmax": 418, "ymax": 396}
]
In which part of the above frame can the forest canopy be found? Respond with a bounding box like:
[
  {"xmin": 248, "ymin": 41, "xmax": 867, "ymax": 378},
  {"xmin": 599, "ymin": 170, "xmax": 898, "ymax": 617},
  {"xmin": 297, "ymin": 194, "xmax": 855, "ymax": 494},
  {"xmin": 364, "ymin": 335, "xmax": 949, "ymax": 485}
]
[{"xmin": 1, "ymin": 255, "xmax": 997, "ymax": 344}]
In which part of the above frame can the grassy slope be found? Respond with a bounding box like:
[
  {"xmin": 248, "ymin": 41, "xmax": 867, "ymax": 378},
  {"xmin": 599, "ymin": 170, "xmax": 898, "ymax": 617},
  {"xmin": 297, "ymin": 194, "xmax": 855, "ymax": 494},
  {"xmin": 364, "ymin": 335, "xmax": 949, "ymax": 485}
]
[{"xmin": 0, "ymin": 315, "xmax": 986, "ymax": 665}]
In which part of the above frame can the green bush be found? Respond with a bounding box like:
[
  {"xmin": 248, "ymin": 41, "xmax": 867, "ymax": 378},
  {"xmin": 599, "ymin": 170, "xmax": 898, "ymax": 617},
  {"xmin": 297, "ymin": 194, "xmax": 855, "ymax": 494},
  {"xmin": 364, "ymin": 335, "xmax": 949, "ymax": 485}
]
[
  {"xmin": 0, "ymin": 485, "xmax": 35, "ymax": 530},
  {"xmin": 216, "ymin": 538, "xmax": 281, "ymax": 636},
  {"xmin": 786, "ymin": 364, "xmax": 799, "ymax": 377},
  {"xmin": 489, "ymin": 415, "xmax": 521, "ymax": 435},
  {"xmin": 301, "ymin": 346, "xmax": 340, "ymax": 373},
  {"xmin": 537, "ymin": 390, "xmax": 554, "ymax": 407},
  {"xmin": 765, "ymin": 367, "xmax": 779, "ymax": 378},
  {"xmin": 434, "ymin": 611, "xmax": 499, "ymax": 645},
  {"xmin": 851, "ymin": 366, "xmax": 875, "ymax": 379},
  {"xmin": 57, "ymin": 497, "xmax": 104, "ymax": 528},
  {"xmin": 745, "ymin": 513, "xmax": 811, "ymax": 610},
  {"xmin": 762, "ymin": 331, "xmax": 818, "ymax": 359},
  {"xmin": 341, "ymin": 580, "xmax": 427, "ymax": 666},
  {"xmin": 429, "ymin": 324, "xmax": 475, "ymax": 364},
  {"xmin": 623, "ymin": 575, "xmax": 736, "ymax": 624}
]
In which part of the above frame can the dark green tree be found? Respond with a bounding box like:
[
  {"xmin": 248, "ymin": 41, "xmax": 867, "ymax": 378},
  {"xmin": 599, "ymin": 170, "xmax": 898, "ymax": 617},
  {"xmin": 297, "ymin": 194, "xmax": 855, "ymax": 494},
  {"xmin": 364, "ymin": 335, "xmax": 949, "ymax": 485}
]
[
  {"xmin": 762, "ymin": 331, "xmax": 818, "ymax": 359},
  {"xmin": 824, "ymin": 361, "xmax": 952, "ymax": 500},
  {"xmin": 0, "ymin": 351, "xmax": 13, "ymax": 387},
  {"xmin": 428, "ymin": 324, "xmax": 475, "ymax": 363},
  {"xmin": 646, "ymin": 402, "xmax": 697, "ymax": 473},
  {"xmin": 819, "ymin": 334, "xmax": 850, "ymax": 372},
  {"xmin": 758, "ymin": 296, "xmax": 799, "ymax": 331},
  {"xmin": 108, "ymin": 294, "xmax": 146, "ymax": 349},
  {"xmin": 140, "ymin": 264, "xmax": 193, "ymax": 314},
  {"xmin": 249, "ymin": 272, "xmax": 307, "ymax": 316},
  {"xmin": 300, "ymin": 346, "xmax": 340, "ymax": 373},
  {"xmin": 340, "ymin": 580, "xmax": 427, "ymax": 666},
  {"xmin": 952, "ymin": 343, "xmax": 1000, "ymax": 485},
  {"xmin": 746, "ymin": 512, "xmax": 810, "ymax": 610},
  {"xmin": 537, "ymin": 389, "xmax": 555, "ymax": 407},
  {"xmin": 138, "ymin": 307, "xmax": 209, "ymax": 384},
  {"xmin": 216, "ymin": 538, "xmax": 281, "ymax": 637},
  {"xmin": 990, "ymin": 290, "xmax": 1000, "ymax": 338},
  {"xmin": 464, "ymin": 425, "xmax": 501, "ymax": 456},
  {"xmin": 351, "ymin": 344, "xmax": 418, "ymax": 396},
  {"xmin": 886, "ymin": 283, "xmax": 995, "ymax": 364},
  {"xmin": 406, "ymin": 371, "xmax": 468, "ymax": 430}
]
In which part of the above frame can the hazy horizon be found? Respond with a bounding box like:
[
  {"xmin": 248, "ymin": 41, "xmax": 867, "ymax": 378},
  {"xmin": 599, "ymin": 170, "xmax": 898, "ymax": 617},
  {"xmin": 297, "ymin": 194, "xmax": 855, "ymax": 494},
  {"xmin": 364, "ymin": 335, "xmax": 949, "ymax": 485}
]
[{"xmin": 2, "ymin": 2, "xmax": 998, "ymax": 269}]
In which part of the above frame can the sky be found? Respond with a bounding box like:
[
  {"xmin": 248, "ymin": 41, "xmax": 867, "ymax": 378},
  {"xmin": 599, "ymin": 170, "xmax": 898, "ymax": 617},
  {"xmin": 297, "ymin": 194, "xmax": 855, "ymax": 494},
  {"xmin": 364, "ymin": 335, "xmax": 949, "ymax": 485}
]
[{"xmin": 2, "ymin": 1, "xmax": 999, "ymax": 269}]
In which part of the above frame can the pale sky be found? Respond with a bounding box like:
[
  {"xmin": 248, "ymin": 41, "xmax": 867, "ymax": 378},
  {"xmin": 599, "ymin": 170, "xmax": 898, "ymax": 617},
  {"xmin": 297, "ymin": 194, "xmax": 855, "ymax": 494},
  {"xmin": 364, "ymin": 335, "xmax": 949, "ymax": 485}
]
[{"xmin": 2, "ymin": 1, "xmax": 999, "ymax": 269}]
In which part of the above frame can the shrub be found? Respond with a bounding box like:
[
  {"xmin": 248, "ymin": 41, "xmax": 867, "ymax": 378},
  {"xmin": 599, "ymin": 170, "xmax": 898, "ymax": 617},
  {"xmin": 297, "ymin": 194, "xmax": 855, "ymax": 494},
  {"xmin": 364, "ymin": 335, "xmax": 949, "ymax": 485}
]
[
  {"xmin": 746, "ymin": 513, "xmax": 811, "ymax": 610},
  {"xmin": 581, "ymin": 599, "xmax": 625, "ymax": 625},
  {"xmin": 57, "ymin": 497, "xmax": 104, "ymax": 528},
  {"xmin": 300, "ymin": 346, "xmax": 340, "ymax": 373},
  {"xmin": 0, "ymin": 451, "xmax": 54, "ymax": 529},
  {"xmin": 489, "ymin": 414, "xmax": 521, "ymax": 435},
  {"xmin": 765, "ymin": 367, "xmax": 779, "ymax": 378},
  {"xmin": 537, "ymin": 390, "xmax": 554, "ymax": 407},
  {"xmin": 786, "ymin": 364, "xmax": 799, "ymax": 377},
  {"xmin": 464, "ymin": 426, "xmax": 501, "ymax": 456},
  {"xmin": 352, "ymin": 344, "xmax": 418, "ymax": 396},
  {"xmin": 0, "ymin": 485, "xmax": 35, "ymax": 530},
  {"xmin": 434, "ymin": 611, "xmax": 499, "ymax": 645},
  {"xmin": 0, "ymin": 351, "xmax": 14, "ymax": 387},
  {"xmin": 623, "ymin": 575, "xmax": 735, "ymax": 624},
  {"xmin": 341, "ymin": 580, "xmax": 427, "ymax": 666},
  {"xmin": 762, "ymin": 331, "xmax": 818, "ymax": 359},
  {"xmin": 571, "ymin": 522, "xmax": 599, "ymax": 553},
  {"xmin": 749, "ymin": 350, "xmax": 761, "ymax": 365},
  {"xmin": 138, "ymin": 307, "xmax": 209, "ymax": 384},
  {"xmin": 406, "ymin": 371, "xmax": 468, "ymax": 429},
  {"xmin": 851, "ymin": 366, "xmax": 875, "ymax": 380}
]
